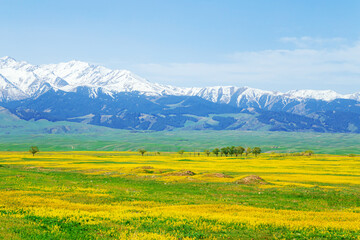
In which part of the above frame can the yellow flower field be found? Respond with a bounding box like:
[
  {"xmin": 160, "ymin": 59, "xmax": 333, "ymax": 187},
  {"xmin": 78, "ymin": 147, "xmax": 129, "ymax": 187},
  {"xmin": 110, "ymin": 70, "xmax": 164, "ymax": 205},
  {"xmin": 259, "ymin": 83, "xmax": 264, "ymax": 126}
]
[{"xmin": 0, "ymin": 151, "xmax": 359, "ymax": 239}]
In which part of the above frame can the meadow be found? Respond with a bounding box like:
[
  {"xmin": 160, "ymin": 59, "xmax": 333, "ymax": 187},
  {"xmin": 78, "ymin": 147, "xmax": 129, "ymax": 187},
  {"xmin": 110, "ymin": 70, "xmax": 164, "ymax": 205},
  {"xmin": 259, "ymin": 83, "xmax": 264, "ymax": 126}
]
[
  {"xmin": 0, "ymin": 151, "xmax": 359, "ymax": 239},
  {"xmin": 2, "ymin": 130, "xmax": 360, "ymax": 154}
]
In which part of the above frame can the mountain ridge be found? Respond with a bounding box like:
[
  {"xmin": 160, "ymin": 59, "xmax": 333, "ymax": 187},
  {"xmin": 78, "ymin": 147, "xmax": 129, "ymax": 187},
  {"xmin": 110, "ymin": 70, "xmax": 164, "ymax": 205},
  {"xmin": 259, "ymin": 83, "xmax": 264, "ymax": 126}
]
[
  {"xmin": 0, "ymin": 56, "xmax": 359, "ymax": 104},
  {"xmin": 1, "ymin": 56, "xmax": 360, "ymax": 133}
]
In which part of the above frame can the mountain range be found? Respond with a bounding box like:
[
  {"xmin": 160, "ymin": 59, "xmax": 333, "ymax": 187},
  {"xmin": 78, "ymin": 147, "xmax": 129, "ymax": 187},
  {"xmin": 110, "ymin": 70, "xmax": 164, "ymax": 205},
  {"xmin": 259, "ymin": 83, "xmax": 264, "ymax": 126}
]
[{"xmin": 1, "ymin": 56, "xmax": 360, "ymax": 133}]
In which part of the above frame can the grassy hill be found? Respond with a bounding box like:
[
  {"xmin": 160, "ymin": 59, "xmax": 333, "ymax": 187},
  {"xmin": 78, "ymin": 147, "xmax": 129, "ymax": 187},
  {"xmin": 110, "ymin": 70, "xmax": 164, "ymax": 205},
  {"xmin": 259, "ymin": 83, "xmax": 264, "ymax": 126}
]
[{"xmin": 1, "ymin": 107, "xmax": 360, "ymax": 154}]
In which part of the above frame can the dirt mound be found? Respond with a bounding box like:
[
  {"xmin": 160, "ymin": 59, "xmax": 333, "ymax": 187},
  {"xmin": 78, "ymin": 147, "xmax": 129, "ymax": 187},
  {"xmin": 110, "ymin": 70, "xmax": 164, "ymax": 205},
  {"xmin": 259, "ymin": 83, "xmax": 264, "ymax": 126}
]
[
  {"xmin": 203, "ymin": 173, "xmax": 233, "ymax": 178},
  {"xmin": 132, "ymin": 166, "xmax": 163, "ymax": 174},
  {"xmin": 165, "ymin": 170, "xmax": 196, "ymax": 176},
  {"xmin": 136, "ymin": 166, "xmax": 154, "ymax": 169},
  {"xmin": 235, "ymin": 175, "xmax": 268, "ymax": 185}
]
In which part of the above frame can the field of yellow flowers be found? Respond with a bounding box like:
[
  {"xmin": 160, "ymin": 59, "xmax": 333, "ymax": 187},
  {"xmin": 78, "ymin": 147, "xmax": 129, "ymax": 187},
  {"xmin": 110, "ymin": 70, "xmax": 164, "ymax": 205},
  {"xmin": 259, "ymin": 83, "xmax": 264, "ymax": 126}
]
[{"xmin": 0, "ymin": 151, "xmax": 359, "ymax": 239}]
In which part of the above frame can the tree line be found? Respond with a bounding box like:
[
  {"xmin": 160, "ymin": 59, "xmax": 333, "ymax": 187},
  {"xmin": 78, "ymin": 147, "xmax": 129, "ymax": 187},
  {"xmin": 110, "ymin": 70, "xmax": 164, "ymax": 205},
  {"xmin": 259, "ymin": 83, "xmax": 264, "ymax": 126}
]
[
  {"xmin": 28, "ymin": 146, "xmax": 261, "ymax": 157},
  {"xmin": 138, "ymin": 146, "xmax": 261, "ymax": 157},
  {"xmin": 204, "ymin": 146, "xmax": 261, "ymax": 157}
]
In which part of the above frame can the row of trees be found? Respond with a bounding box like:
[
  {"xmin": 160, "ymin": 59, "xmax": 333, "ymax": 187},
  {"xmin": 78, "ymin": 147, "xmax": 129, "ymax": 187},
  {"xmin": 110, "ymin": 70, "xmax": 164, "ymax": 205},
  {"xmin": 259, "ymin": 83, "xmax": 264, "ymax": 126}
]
[
  {"xmin": 139, "ymin": 146, "xmax": 261, "ymax": 157},
  {"xmin": 29, "ymin": 146, "xmax": 260, "ymax": 157},
  {"xmin": 138, "ymin": 149, "xmax": 161, "ymax": 156},
  {"xmin": 205, "ymin": 146, "xmax": 261, "ymax": 157}
]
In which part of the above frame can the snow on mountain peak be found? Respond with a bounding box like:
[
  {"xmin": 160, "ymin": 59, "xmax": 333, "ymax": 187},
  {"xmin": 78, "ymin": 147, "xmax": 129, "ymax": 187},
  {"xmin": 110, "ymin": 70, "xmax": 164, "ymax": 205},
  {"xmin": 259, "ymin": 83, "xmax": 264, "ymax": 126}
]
[
  {"xmin": 285, "ymin": 89, "xmax": 344, "ymax": 101},
  {"xmin": 0, "ymin": 56, "xmax": 16, "ymax": 62},
  {"xmin": 41, "ymin": 60, "xmax": 166, "ymax": 95},
  {"xmin": 0, "ymin": 56, "xmax": 359, "ymax": 104},
  {"xmin": 0, "ymin": 74, "xmax": 27, "ymax": 101},
  {"xmin": 0, "ymin": 56, "xmax": 20, "ymax": 68}
]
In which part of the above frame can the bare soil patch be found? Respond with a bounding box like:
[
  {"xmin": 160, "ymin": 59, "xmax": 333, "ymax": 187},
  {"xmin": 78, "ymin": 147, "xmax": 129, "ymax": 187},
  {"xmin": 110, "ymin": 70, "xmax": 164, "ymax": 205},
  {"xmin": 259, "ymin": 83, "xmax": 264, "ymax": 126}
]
[
  {"xmin": 235, "ymin": 175, "xmax": 268, "ymax": 185},
  {"xmin": 203, "ymin": 173, "xmax": 233, "ymax": 178},
  {"xmin": 164, "ymin": 170, "xmax": 196, "ymax": 176},
  {"xmin": 136, "ymin": 166, "xmax": 154, "ymax": 170}
]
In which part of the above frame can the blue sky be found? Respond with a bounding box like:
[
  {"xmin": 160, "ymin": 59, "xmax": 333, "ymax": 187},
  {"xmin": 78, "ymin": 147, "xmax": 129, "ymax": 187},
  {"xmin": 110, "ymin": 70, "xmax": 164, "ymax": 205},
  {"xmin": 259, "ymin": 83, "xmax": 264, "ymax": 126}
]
[{"xmin": 1, "ymin": 0, "xmax": 360, "ymax": 93}]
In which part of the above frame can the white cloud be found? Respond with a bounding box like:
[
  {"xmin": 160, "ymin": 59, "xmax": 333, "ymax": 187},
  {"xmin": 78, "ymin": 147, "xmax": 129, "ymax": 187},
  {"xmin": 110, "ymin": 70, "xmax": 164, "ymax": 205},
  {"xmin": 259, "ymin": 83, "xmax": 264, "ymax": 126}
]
[
  {"xmin": 131, "ymin": 40, "xmax": 360, "ymax": 93},
  {"xmin": 279, "ymin": 36, "xmax": 347, "ymax": 48}
]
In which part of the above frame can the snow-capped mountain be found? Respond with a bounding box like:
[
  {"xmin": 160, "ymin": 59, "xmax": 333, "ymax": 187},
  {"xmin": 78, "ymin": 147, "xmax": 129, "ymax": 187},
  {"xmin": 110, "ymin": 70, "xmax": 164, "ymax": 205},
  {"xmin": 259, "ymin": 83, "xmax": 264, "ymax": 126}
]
[
  {"xmin": 40, "ymin": 60, "xmax": 189, "ymax": 97},
  {"xmin": 0, "ymin": 56, "xmax": 68, "ymax": 99},
  {"xmin": 0, "ymin": 56, "xmax": 188, "ymax": 99},
  {"xmin": 0, "ymin": 56, "xmax": 359, "ymax": 104},
  {"xmin": 0, "ymin": 74, "xmax": 28, "ymax": 101},
  {"xmin": 2, "ymin": 56, "xmax": 360, "ymax": 133},
  {"xmin": 190, "ymin": 86, "xmax": 360, "ymax": 105}
]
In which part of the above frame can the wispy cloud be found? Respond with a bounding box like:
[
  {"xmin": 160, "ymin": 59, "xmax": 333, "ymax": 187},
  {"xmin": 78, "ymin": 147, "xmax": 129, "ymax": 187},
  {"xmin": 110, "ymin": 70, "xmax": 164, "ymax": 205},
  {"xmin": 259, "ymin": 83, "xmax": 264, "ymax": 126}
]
[
  {"xmin": 279, "ymin": 36, "xmax": 347, "ymax": 48},
  {"xmin": 132, "ymin": 39, "xmax": 360, "ymax": 93}
]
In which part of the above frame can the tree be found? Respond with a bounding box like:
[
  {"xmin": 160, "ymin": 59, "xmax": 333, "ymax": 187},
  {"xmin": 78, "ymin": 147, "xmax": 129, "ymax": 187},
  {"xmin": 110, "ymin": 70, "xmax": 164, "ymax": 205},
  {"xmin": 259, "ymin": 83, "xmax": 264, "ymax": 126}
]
[
  {"xmin": 204, "ymin": 149, "xmax": 210, "ymax": 156},
  {"xmin": 221, "ymin": 147, "xmax": 229, "ymax": 157},
  {"xmin": 157, "ymin": 152, "xmax": 161, "ymax": 155},
  {"xmin": 29, "ymin": 146, "xmax": 39, "ymax": 156},
  {"xmin": 178, "ymin": 150, "xmax": 185, "ymax": 156},
  {"xmin": 212, "ymin": 148, "xmax": 220, "ymax": 157},
  {"xmin": 252, "ymin": 147, "xmax": 261, "ymax": 157},
  {"xmin": 138, "ymin": 149, "xmax": 147, "ymax": 156},
  {"xmin": 245, "ymin": 147, "xmax": 252, "ymax": 156},
  {"xmin": 229, "ymin": 146, "xmax": 235, "ymax": 156},
  {"xmin": 235, "ymin": 146, "xmax": 245, "ymax": 157},
  {"xmin": 304, "ymin": 150, "xmax": 314, "ymax": 156}
]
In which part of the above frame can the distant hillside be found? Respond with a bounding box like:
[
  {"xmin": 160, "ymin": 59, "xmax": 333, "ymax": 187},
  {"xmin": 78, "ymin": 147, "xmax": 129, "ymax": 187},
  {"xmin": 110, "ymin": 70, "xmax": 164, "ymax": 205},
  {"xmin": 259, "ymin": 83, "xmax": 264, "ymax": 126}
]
[{"xmin": 0, "ymin": 106, "xmax": 115, "ymax": 135}]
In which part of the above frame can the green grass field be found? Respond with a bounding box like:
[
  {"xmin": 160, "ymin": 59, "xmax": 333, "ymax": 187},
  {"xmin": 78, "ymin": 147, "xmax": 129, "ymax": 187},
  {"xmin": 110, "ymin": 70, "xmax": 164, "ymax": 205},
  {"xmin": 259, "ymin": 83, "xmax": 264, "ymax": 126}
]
[{"xmin": 2, "ymin": 130, "xmax": 360, "ymax": 154}]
